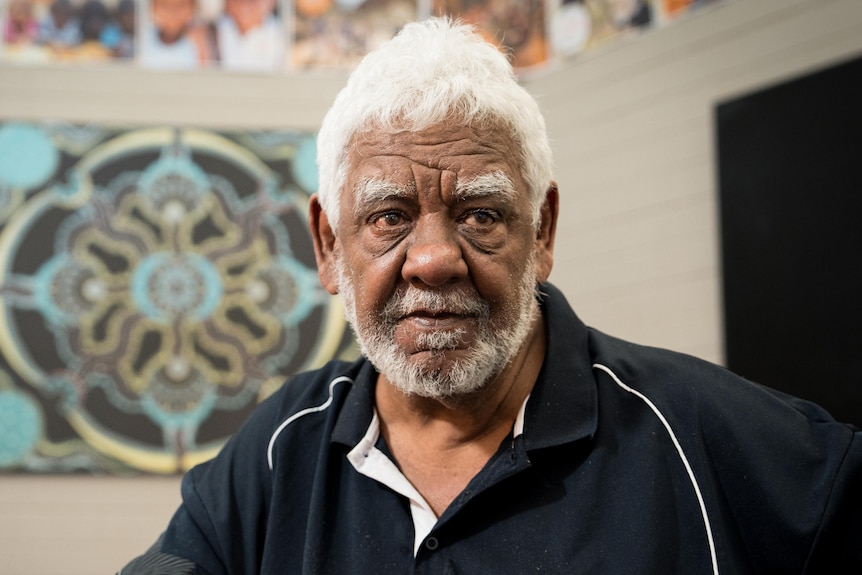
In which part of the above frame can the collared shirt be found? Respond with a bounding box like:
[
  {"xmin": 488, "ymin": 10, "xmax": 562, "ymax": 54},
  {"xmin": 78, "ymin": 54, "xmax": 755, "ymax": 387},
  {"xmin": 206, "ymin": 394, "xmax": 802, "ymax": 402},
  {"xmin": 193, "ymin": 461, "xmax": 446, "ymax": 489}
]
[{"xmin": 128, "ymin": 283, "xmax": 861, "ymax": 574}]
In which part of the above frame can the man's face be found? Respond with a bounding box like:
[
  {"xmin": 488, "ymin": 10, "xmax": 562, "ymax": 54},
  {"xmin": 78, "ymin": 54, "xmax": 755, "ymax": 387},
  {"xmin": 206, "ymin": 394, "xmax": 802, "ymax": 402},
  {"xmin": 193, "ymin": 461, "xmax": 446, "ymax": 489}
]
[{"xmin": 330, "ymin": 120, "xmax": 546, "ymax": 399}]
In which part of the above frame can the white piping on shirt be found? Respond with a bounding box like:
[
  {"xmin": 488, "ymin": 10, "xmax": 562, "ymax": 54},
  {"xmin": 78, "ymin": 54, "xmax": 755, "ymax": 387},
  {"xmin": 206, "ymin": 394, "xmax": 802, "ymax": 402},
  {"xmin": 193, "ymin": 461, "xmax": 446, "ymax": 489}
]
[
  {"xmin": 592, "ymin": 363, "xmax": 720, "ymax": 575},
  {"xmin": 266, "ymin": 376, "xmax": 353, "ymax": 471}
]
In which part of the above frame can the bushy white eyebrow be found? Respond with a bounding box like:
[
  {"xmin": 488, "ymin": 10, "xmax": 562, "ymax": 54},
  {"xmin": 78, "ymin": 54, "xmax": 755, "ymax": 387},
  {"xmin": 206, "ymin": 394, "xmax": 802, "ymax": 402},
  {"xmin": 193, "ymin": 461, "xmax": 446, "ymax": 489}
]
[
  {"xmin": 352, "ymin": 178, "xmax": 415, "ymax": 218},
  {"xmin": 455, "ymin": 172, "xmax": 516, "ymax": 203}
]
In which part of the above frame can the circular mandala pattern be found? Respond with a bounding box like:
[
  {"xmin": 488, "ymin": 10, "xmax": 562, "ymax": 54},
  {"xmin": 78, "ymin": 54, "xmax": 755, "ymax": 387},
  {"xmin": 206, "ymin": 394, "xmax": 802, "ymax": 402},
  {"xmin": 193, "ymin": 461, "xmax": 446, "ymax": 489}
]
[
  {"xmin": 134, "ymin": 253, "xmax": 222, "ymax": 321},
  {"xmin": 147, "ymin": 367, "xmax": 212, "ymax": 419},
  {"xmin": 46, "ymin": 258, "xmax": 100, "ymax": 318},
  {"xmin": 141, "ymin": 154, "xmax": 209, "ymax": 217},
  {"xmin": 0, "ymin": 126, "xmax": 353, "ymax": 473}
]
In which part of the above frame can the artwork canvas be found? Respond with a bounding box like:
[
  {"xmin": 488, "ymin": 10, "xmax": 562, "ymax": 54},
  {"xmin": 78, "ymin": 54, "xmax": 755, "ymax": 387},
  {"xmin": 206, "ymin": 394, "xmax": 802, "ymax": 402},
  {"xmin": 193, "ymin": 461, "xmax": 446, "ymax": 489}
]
[{"xmin": 0, "ymin": 122, "xmax": 356, "ymax": 473}]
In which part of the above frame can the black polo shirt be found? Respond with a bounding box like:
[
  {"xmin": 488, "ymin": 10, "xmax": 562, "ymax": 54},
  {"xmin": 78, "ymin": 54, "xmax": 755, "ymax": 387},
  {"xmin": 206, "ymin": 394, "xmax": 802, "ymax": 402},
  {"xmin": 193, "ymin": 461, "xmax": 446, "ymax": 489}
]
[{"xmin": 139, "ymin": 284, "xmax": 860, "ymax": 574}]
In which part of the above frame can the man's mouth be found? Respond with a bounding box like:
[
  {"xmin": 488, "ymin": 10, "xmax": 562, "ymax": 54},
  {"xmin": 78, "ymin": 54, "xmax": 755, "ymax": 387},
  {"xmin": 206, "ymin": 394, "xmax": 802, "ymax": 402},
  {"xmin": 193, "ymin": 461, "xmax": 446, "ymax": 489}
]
[{"xmin": 400, "ymin": 310, "xmax": 471, "ymax": 329}]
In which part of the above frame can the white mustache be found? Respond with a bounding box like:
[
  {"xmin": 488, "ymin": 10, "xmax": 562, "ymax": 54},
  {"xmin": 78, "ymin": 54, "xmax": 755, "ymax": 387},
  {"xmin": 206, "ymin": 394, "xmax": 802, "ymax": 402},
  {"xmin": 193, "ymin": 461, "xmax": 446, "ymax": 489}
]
[{"xmin": 382, "ymin": 287, "xmax": 489, "ymax": 321}]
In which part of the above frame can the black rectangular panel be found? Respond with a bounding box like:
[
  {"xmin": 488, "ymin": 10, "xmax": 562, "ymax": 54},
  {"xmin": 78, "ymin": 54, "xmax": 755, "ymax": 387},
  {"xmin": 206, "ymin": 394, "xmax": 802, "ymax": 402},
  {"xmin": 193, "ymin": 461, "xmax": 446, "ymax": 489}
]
[{"xmin": 717, "ymin": 55, "xmax": 862, "ymax": 425}]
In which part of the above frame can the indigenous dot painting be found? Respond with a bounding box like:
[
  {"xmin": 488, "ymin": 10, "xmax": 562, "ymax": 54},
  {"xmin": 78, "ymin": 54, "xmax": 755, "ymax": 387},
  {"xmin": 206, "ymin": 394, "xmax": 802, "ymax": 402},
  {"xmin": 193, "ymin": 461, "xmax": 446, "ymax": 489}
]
[{"xmin": 0, "ymin": 122, "xmax": 356, "ymax": 474}]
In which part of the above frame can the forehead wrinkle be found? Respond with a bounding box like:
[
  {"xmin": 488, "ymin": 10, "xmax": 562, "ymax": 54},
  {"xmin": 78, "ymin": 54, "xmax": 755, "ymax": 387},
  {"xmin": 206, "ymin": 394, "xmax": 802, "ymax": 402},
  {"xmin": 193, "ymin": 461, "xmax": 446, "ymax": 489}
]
[
  {"xmin": 352, "ymin": 177, "xmax": 416, "ymax": 218},
  {"xmin": 454, "ymin": 171, "xmax": 516, "ymax": 203}
]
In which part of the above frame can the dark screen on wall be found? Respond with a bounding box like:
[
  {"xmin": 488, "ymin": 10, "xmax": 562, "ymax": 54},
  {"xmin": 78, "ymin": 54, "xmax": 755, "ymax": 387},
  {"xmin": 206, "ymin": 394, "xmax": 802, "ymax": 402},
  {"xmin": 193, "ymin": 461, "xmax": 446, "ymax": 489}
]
[{"xmin": 717, "ymin": 55, "xmax": 862, "ymax": 425}]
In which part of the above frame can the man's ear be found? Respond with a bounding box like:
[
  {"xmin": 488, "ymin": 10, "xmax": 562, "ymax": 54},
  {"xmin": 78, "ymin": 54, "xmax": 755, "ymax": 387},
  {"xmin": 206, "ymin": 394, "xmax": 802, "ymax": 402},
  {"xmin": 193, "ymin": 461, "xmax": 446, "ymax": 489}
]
[
  {"xmin": 534, "ymin": 182, "xmax": 559, "ymax": 283},
  {"xmin": 308, "ymin": 194, "xmax": 340, "ymax": 295}
]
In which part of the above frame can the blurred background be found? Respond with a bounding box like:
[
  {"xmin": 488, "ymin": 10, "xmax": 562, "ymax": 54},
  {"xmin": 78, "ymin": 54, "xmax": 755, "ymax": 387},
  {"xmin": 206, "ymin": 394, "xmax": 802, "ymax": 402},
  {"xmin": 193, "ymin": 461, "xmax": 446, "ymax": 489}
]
[{"xmin": 0, "ymin": 0, "xmax": 860, "ymax": 572}]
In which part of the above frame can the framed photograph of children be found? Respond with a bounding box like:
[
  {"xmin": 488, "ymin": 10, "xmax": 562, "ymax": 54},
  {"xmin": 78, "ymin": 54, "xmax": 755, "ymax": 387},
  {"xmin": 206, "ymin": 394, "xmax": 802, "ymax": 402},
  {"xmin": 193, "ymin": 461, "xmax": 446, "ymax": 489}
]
[
  {"xmin": 2, "ymin": 0, "xmax": 136, "ymax": 62},
  {"xmin": 291, "ymin": 0, "xmax": 418, "ymax": 71},
  {"xmin": 140, "ymin": 0, "xmax": 286, "ymax": 71},
  {"xmin": 432, "ymin": 0, "xmax": 549, "ymax": 71}
]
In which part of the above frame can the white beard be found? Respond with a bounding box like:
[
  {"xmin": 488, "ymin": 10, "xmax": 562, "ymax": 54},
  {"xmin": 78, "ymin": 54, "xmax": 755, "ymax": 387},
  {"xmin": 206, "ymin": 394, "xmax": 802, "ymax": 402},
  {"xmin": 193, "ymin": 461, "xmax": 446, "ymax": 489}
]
[{"xmin": 336, "ymin": 253, "xmax": 539, "ymax": 400}]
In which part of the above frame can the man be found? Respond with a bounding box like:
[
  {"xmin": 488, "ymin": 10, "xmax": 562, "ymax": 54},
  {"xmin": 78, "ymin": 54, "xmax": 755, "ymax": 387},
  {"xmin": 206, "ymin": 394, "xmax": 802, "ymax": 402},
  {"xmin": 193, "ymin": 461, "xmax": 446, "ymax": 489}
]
[{"xmin": 120, "ymin": 18, "xmax": 861, "ymax": 574}]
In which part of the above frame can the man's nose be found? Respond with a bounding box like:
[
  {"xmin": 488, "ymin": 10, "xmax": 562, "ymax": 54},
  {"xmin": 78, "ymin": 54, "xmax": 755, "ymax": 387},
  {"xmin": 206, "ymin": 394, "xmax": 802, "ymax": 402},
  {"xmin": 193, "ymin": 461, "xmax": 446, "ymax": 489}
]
[{"xmin": 401, "ymin": 216, "xmax": 468, "ymax": 287}]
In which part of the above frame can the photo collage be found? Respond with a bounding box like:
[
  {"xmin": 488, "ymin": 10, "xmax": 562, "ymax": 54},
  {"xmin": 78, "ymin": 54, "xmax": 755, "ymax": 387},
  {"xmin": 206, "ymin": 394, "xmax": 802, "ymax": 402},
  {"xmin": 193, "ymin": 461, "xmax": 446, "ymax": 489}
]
[{"xmin": 0, "ymin": 0, "xmax": 720, "ymax": 73}]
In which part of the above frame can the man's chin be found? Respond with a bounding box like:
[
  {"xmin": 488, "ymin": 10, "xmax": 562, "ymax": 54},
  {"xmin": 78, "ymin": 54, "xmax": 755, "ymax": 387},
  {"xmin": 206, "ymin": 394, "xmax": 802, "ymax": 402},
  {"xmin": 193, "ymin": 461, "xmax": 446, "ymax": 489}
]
[
  {"xmin": 392, "ymin": 378, "xmax": 486, "ymax": 401},
  {"xmin": 382, "ymin": 355, "xmax": 495, "ymax": 400},
  {"xmin": 408, "ymin": 346, "xmax": 469, "ymax": 365}
]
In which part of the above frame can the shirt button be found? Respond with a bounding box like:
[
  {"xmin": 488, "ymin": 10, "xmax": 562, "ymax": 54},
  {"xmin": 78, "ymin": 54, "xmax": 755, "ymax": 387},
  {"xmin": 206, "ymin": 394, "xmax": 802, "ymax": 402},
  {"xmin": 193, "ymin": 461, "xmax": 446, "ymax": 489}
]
[{"xmin": 425, "ymin": 537, "xmax": 439, "ymax": 551}]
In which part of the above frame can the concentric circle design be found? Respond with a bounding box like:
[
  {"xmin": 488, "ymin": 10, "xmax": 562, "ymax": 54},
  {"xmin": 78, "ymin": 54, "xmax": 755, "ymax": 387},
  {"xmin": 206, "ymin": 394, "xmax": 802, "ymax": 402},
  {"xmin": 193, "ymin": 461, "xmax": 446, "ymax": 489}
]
[
  {"xmin": 0, "ymin": 123, "xmax": 59, "ymax": 190},
  {"xmin": 0, "ymin": 125, "xmax": 355, "ymax": 473},
  {"xmin": 133, "ymin": 253, "xmax": 223, "ymax": 321},
  {"xmin": 292, "ymin": 135, "xmax": 320, "ymax": 193},
  {"xmin": 0, "ymin": 390, "xmax": 42, "ymax": 467}
]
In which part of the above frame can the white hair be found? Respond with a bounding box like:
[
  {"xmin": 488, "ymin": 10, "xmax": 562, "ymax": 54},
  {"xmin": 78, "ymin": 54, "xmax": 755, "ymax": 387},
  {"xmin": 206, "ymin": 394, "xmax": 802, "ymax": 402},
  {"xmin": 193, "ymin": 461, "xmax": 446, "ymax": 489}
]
[{"xmin": 316, "ymin": 17, "xmax": 553, "ymax": 230}]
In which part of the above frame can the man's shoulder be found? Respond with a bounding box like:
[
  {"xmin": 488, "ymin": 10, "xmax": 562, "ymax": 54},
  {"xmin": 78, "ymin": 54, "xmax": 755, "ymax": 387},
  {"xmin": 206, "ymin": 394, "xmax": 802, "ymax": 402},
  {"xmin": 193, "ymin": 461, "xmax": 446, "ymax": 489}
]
[
  {"xmin": 587, "ymin": 328, "xmax": 734, "ymax": 387},
  {"xmin": 210, "ymin": 358, "xmax": 364, "ymax": 450},
  {"xmin": 188, "ymin": 358, "xmax": 367, "ymax": 479},
  {"xmin": 585, "ymin": 327, "xmax": 842, "ymax": 427},
  {"xmin": 260, "ymin": 358, "xmax": 366, "ymax": 421}
]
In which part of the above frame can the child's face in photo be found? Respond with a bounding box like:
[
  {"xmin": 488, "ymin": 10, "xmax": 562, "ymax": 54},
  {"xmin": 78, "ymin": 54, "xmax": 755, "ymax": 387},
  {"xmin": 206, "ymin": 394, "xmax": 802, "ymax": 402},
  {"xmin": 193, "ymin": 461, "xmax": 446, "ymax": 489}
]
[
  {"xmin": 225, "ymin": 0, "xmax": 274, "ymax": 33},
  {"xmin": 9, "ymin": 0, "xmax": 34, "ymax": 26},
  {"xmin": 152, "ymin": 0, "xmax": 196, "ymax": 40},
  {"xmin": 50, "ymin": 0, "xmax": 75, "ymax": 28}
]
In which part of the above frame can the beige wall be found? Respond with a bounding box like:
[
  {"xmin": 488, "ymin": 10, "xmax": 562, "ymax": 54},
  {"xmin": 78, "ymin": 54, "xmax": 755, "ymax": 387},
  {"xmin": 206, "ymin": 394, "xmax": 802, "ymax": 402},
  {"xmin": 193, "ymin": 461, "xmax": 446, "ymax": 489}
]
[
  {"xmin": 1, "ymin": 0, "xmax": 861, "ymax": 572},
  {"xmin": 535, "ymin": 0, "xmax": 862, "ymax": 363},
  {"xmin": 1, "ymin": 475, "xmax": 182, "ymax": 574}
]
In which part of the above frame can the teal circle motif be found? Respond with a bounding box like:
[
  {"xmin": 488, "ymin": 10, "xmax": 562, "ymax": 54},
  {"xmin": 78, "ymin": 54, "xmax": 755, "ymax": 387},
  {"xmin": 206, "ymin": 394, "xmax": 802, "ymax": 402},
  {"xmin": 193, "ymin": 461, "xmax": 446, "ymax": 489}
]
[
  {"xmin": 133, "ymin": 253, "xmax": 224, "ymax": 321},
  {"xmin": 0, "ymin": 124, "xmax": 59, "ymax": 190},
  {"xmin": 0, "ymin": 390, "xmax": 42, "ymax": 467},
  {"xmin": 292, "ymin": 135, "xmax": 319, "ymax": 193}
]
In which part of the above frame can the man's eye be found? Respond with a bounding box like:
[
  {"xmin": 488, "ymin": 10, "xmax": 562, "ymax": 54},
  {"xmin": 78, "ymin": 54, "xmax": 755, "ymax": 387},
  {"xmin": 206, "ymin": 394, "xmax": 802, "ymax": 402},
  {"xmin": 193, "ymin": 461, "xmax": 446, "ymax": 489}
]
[
  {"xmin": 372, "ymin": 211, "xmax": 405, "ymax": 228},
  {"xmin": 463, "ymin": 210, "xmax": 498, "ymax": 226}
]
